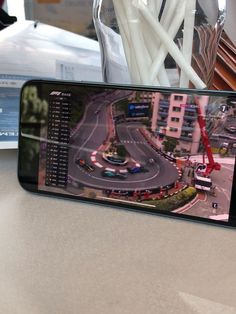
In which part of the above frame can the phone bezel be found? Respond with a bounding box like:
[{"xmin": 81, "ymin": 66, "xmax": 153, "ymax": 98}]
[{"xmin": 18, "ymin": 79, "xmax": 236, "ymax": 227}]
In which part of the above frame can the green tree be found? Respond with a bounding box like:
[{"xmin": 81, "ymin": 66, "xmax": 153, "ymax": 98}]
[
  {"xmin": 117, "ymin": 145, "xmax": 127, "ymax": 158},
  {"xmin": 162, "ymin": 137, "xmax": 179, "ymax": 153}
]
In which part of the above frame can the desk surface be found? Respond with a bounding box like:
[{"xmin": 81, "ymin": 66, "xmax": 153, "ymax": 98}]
[{"xmin": 1, "ymin": 149, "xmax": 236, "ymax": 314}]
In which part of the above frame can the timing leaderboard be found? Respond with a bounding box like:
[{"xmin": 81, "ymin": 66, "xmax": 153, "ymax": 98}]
[{"xmin": 45, "ymin": 91, "xmax": 72, "ymax": 188}]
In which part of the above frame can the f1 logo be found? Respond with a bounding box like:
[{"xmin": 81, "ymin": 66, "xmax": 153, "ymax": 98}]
[{"xmin": 50, "ymin": 91, "xmax": 62, "ymax": 96}]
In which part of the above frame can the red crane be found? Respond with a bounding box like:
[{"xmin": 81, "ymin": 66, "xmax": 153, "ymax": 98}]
[{"xmin": 195, "ymin": 97, "xmax": 221, "ymax": 176}]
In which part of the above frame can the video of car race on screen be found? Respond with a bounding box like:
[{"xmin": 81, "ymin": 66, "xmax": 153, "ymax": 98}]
[{"xmin": 35, "ymin": 86, "xmax": 236, "ymax": 221}]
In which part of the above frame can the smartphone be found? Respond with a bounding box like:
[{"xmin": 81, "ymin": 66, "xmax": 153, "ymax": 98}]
[{"xmin": 18, "ymin": 80, "xmax": 236, "ymax": 227}]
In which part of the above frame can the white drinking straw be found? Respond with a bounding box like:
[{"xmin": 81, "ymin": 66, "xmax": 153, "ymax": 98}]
[
  {"xmin": 134, "ymin": 0, "xmax": 206, "ymax": 89},
  {"xmin": 113, "ymin": 0, "xmax": 141, "ymax": 82},
  {"xmin": 112, "ymin": 2, "xmax": 133, "ymax": 75},
  {"xmin": 140, "ymin": 31, "xmax": 161, "ymax": 85},
  {"xmin": 160, "ymin": 0, "xmax": 177, "ymax": 30},
  {"xmin": 145, "ymin": 0, "xmax": 169, "ymax": 85},
  {"xmin": 180, "ymin": 0, "xmax": 197, "ymax": 87},
  {"xmin": 140, "ymin": 18, "xmax": 169, "ymax": 86},
  {"xmin": 158, "ymin": 0, "xmax": 178, "ymax": 85},
  {"xmin": 158, "ymin": 65, "xmax": 171, "ymax": 86},
  {"xmin": 125, "ymin": 1, "xmax": 150, "ymax": 84},
  {"xmin": 112, "ymin": 0, "xmax": 172, "ymax": 86},
  {"xmin": 148, "ymin": 0, "xmax": 162, "ymax": 20},
  {"xmin": 148, "ymin": 0, "xmax": 187, "ymax": 83}
]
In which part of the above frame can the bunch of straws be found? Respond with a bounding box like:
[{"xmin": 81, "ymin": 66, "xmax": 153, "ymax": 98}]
[{"xmin": 112, "ymin": 0, "xmax": 207, "ymax": 89}]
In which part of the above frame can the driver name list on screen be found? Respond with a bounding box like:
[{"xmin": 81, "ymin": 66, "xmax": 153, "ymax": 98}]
[{"xmin": 45, "ymin": 92, "xmax": 72, "ymax": 188}]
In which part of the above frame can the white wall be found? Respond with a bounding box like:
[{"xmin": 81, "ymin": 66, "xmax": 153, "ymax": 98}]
[{"xmin": 224, "ymin": 0, "xmax": 236, "ymax": 46}]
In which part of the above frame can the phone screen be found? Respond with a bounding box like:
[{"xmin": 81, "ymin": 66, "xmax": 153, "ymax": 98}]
[{"xmin": 18, "ymin": 81, "xmax": 236, "ymax": 225}]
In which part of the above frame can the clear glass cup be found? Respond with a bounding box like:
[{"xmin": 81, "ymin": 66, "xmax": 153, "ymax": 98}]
[{"xmin": 93, "ymin": 0, "xmax": 226, "ymax": 89}]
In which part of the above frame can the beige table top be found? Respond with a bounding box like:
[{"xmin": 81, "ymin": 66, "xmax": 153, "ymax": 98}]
[{"xmin": 1, "ymin": 149, "xmax": 236, "ymax": 314}]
